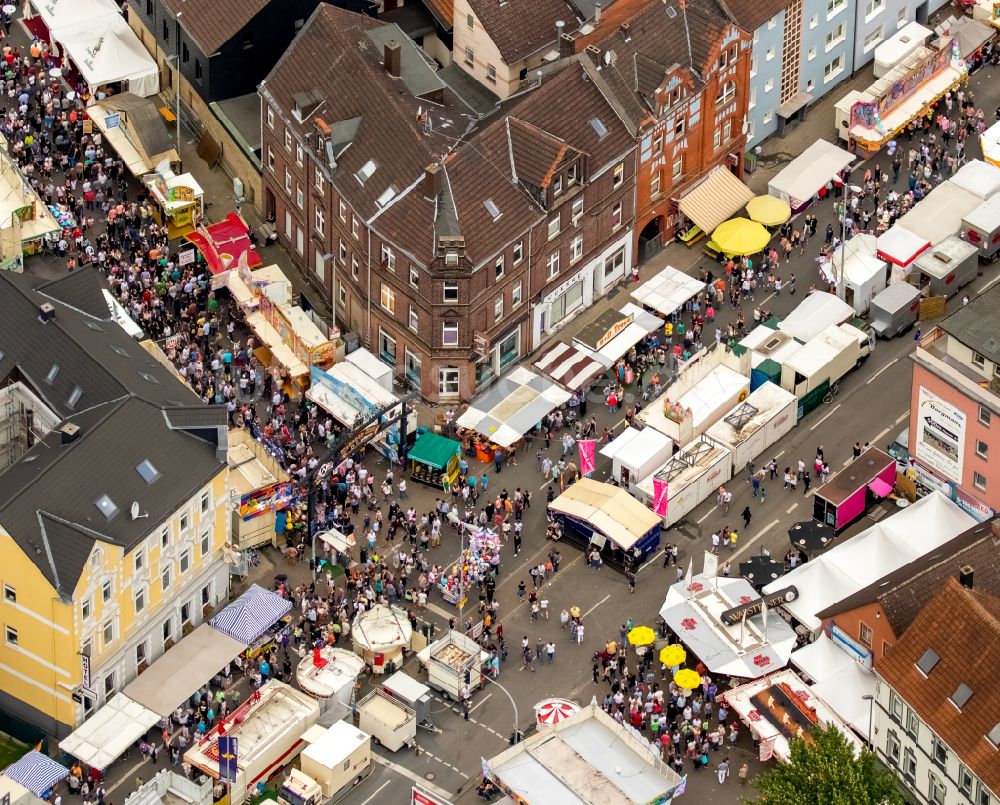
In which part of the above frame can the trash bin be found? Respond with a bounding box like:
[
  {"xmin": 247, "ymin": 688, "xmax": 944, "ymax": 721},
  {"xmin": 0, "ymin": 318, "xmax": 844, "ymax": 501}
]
[{"xmin": 745, "ymin": 152, "xmax": 758, "ymax": 175}]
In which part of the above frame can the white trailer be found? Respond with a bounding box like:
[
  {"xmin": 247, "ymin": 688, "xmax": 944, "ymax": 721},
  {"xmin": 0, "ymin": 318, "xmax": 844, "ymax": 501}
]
[
  {"xmin": 705, "ymin": 383, "xmax": 798, "ymax": 475},
  {"xmin": 638, "ymin": 435, "xmax": 733, "ymax": 527},
  {"xmin": 277, "ymin": 721, "xmax": 372, "ymax": 805},
  {"xmin": 417, "ymin": 630, "xmax": 485, "ymax": 700},
  {"xmin": 356, "ymin": 689, "xmax": 416, "ymax": 752},
  {"xmin": 780, "ymin": 324, "xmax": 869, "ymax": 398},
  {"xmin": 184, "ymin": 681, "xmax": 320, "ymax": 805},
  {"xmin": 599, "ymin": 426, "xmax": 674, "ymax": 492},
  {"xmin": 909, "ymin": 236, "xmax": 979, "ymax": 298},
  {"xmin": 962, "ymin": 194, "xmax": 1000, "ymax": 262}
]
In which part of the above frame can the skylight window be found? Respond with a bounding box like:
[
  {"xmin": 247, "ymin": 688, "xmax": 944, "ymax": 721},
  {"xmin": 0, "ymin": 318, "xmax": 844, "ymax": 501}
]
[
  {"xmin": 111, "ymin": 345, "xmax": 129, "ymax": 357},
  {"xmin": 484, "ymin": 198, "xmax": 502, "ymax": 222},
  {"xmin": 666, "ymin": 4, "xmax": 678, "ymax": 17},
  {"xmin": 950, "ymin": 683, "xmax": 973, "ymax": 710},
  {"xmin": 988, "ymin": 722, "xmax": 1000, "ymax": 748},
  {"xmin": 356, "ymin": 160, "xmax": 378, "ymax": 184},
  {"xmin": 138, "ymin": 371, "xmax": 159, "ymax": 384},
  {"xmin": 95, "ymin": 494, "xmax": 119, "ymax": 520},
  {"xmin": 590, "ymin": 117, "xmax": 609, "ymax": 139},
  {"xmin": 67, "ymin": 386, "xmax": 82, "ymax": 409},
  {"xmin": 85, "ymin": 321, "xmax": 103, "ymax": 332},
  {"xmin": 136, "ymin": 459, "xmax": 160, "ymax": 485},
  {"xmin": 916, "ymin": 648, "xmax": 940, "ymax": 676},
  {"xmin": 377, "ymin": 186, "xmax": 397, "ymax": 207},
  {"xmin": 46, "ymin": 364, "xmax": 60, "ymax": 384}
]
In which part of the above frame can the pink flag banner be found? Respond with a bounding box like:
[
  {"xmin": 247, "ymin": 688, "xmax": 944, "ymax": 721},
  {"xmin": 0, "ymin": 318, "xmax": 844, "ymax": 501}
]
[
  {"xmin": 577, "ymin": 439, "xmax": 596, "ymax": 476},
  {"xmin": 652, "ymin": 477, "xmax": 669, "ymax": 517}
]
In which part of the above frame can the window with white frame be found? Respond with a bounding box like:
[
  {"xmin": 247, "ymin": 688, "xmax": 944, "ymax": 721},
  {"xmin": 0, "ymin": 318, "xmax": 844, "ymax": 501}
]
[
  {"xmin": 827, "ymin": 0, "xmax": 846, "ymax": 15},
  {"xmin": 315, "ymin": 208, "xmax": 325, "ymax": 236},
  {"xmin": 267, "ymin": 107, "xmax": 274, "ymax": 129},
  {"xmin": 768, "ymin": 13, "xmax": 777, "ymax": 28},
  {"xmin": 81, "ymin": 597, "xmax": 91, "ymax": 620},
  {"xmin": 750, "ymin": 56, "xmax": 757, "ymax": 77},
  {"xmin": 380, "ymin": 284, "xmax": 395, "ymax": 314},
  {"xmin": 409, "ymin": 266, "xmax": 420, "ymax": 288},
  {"xmin": 135, "ymin": 586, "xmax": 145, "ymax": 613},
  {"xmin": 716, "ymin": 80, "xmax": 736, "ymax": 107},
  {"xmin": 571, "ymin": 196, "xmax": 584, "ymax": 225},
  {"xmin": 442, "ymin": 321, "xmax": 459, "ymax": 346},
  {"xmin": 547, "ymin": 251, "xmax": 560, "ymax": 278},
  {"xmin": 267, "ymin": 146, "xmax": 274, "ymax": 172},
  {"xmin": 439, "ymin": 367, "xmax": 460, "ymax": 396},
  {"xmin": 553, "ymin": 175, "xmax": 563, "ymax": 196},
  {"xmin": 826, "ymin": 23, "xmax": 845, "ymax": 49},
  {"xmin": 824, "ymin": 54, "xmax": 845, "ymax": 82},
  {"xmin": 928, "ymin": 773, "xmax": 946, "ymax": 805},
  {"xmin": 958, "ymin": 766, "xmax": 974, "ymax": 797},
  {"xmin": 284, "ymin": 129, "xmax": 292, "ymax": 151},
  {"xmin": 902, "ymin": 748, "xmax": 916, "ymax": 781},
  {"xmin": 672, "ymin": 157, "xmax": 683, "ymax": 178},
  {"xmin": 295, "ymin": 184, "xmax": 304, "ymax": 208},
  {"xmin": 408, "ymin": 305, "xmax": 419, "ymax": 332},
  {"xmin": 284, "ymin": 169, "xmax": 292, "ymax": 194},
  {"xmin": 494, "ymin": 296, "xmax": 504, "ymax": 321},
  {"xmin": 808, "ymin": 46, "xmax": 817, "ymax": 60},
  {"xmin": 486, "ymin": 64, "xmax": 496, "ymax": 82},
  {"xmin": 977, "ymin": 439, "xmax": 989, "ymax": 459},
  {"xmin": 652, "ymin": 135, "xmax": 663, "ymax": 156},
  {"xmin": 404, "ymin": 349, "xmax": 421, "ymax": 387},
  {"xmin": 339, "ymin": 238, "xmax": 347, "ymax": 263},
  {"xmin": 513, "ymin": 240, "xmax": 523, "ymax": 264},
  {"xmin": 612, "ymin": 201, "xmax": 623, "ymax": 228},
  {"xmin": 351, "ymin": 256, "xmax": 359, "ymax": 280},
  {"xmin": 865, "ymin": 0, "xmax": 884, "ymax": 18},
  {"xmin": 465, "ymin": 47, "xmax": 474, "ymax": 65},
  {"xmin": 613, "ymin": 162, "xmax": 624, "ymax": 189},
  {"xmin": 136, "ymin": 640, "xmax": 147, "ymax": 668},
  {"xmin": 809, "ymin": 13, "xmax": 818, "ymax": 27},
  {"xmin": 512, "ymin": 281, "xmax": 522, "ymax": 307},
  {"xmin": 339, "ymin": 199, "xmax": 347, "ymax": 222},
  {"xmin": 180, "ymin": 549, "xmax": 190, "ymax": 574},
  {"xmin": 548, "ymin": 216, "xmax": 560, "ymax": 240},
  {"xmin": 652, "ymin": 169, "xmax": 662, "ymax": 195},
  {"xmin": 5, "ymin": 625, "xmax": 16, "ymax": 646},
  {"xmin": 314, "ymin": 169, "xmax": 324, "ymax": 194},
  {"xmin": 352, "ymin": 216, "xmax": 359, "ymax": 239},
  {"xmin": 723, "ymin": 119, "xmax": 732, "ymax": 143},
  {"xmin": 974, "ymin": 471, "xmax": 987, "ymax": 491},
  {"xmin": 864, "ymin": 26, "xmax": 883, "ymax": 51},
  {"xmin": 162, "ymin": 564, "xmax": 172, "ymax": 591},
  {"xmin": 381, "ymin": 244, "xmax": 396, "ymax": 271},
  {"xmin": 604, "ymin": 247, "xmax": 625, "ymax": 277},
  {"xmin": 379, "ymin": 330, "xmax": 396, "ymax": 365},
  {"xmin": 495, "ymin": 255, "xmax": 504, "ymax": 279},
  {"xmin": 765, "ymin": 46, "xmax": 775, "ymax": 61},
  {"xmin": 443, "ymin": 281, "xmax": 459, "ymax": 302},
  {"xmin": 675, "ymin": 119, "xmax": 685, "ymax": 138},
  {"xmin": 763, "ymin": 109, "xmax": 773, "ymax": 124},
  {"xmin": 889, "ymin": 692, "xmax": 903, "ymax": 721},
  {"xmin": 567, "ymin": 163, "xmax": 578, "ymax": 187},
  {"xmin": 885, "ymin": 730, "xmax": 900, "ymax": 764},
  {"xmin": 103, "ymin": 579, "xmax": 112, "ymax": 602},
  {"xmin": 296, "ymin": 144, "xmax": 303, "ymax": 167},
  {"xmin": 764, "ymin": 77, "xmax": 774, "ymax": 92},
  {"xmin": 570, "ymin": 234, "xmax": 583, "ymax": 263},
  {"xmin": 749, "ymin": 87, "xmax": 756, "ymax": 109}
]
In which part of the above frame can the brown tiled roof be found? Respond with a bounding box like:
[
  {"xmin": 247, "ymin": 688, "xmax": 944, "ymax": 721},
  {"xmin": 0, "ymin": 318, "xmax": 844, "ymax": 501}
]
[
  {"xmin": 875, "ymin": 577, "xmax": 1000, "ymax": 794},
  {"xmin": 724, "ymin": 0, "xmax": 791, "ymax": 33},
  {"xmin": 423, "ymin": 0, "xmax": 454, "ymax": 28},
  {"xmin": 261, "ymin": 5, "xmax": 458, "ymax": 221},
  {"xmin": 816, "ymin": 519, "xmax": 1000, "ymax": 634},
  {"xmin": 467, "ymin": 0, "xmax": 581, "ymax": 63},
  {"xmin": 507, "ymin": 117, "xmax": 579, "ymax": 190},
  {"xmin": 161, "ymin": 0, "xmax": 269, "ymax": 56}
]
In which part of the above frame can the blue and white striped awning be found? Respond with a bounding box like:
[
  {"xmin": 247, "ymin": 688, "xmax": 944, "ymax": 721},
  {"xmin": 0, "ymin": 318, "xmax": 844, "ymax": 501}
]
[
  {"xmin": 210, "ymin": 583, "xmax": 292, "ymax": 645},
  {"xmin": 3, "ymin": 750, "xmax": 69, "ymax": 795}
]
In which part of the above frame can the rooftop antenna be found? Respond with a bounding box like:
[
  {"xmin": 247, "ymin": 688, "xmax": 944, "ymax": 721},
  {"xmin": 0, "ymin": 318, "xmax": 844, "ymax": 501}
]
[
  {"xmin": 130, "ymin": 501, "xmax": 149, "ymax": 521},
  {"xmin": 680, "ymin": 0, "xmax": 694, "ymax": 74}
]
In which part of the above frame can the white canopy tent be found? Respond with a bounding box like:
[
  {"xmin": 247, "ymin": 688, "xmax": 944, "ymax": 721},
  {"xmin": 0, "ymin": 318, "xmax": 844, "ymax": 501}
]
[
  {"xmin": 778, "ymin": 292, "xmax": 854, "ymax": 343},
  {"xmin": 949, "ymin": 159, "xmax": 1000, "ymax": 200},
  {"xmin": 877, "ymin": 224, "xmax": 931, "ymax": 268},
  {"xmin": 56, "ymin": 15, "xmax": 159, "ymax": 98},
  {"xmin": 548, "ymin": 478, "xmax": 661, "ymax": 552},
  {"xmin": 767, "ymin": 140, "xmax": 855, "ymax": 208},
  {"xmin": 30, "ymin": 0, "xmax": 120, "ymax": 38},
  {"xmin": 631, "ymin": 265, "xmax": 706, "ymax": 317},
  {"xmin": 763, "ymin": 491, "xmax": 976, "ymax": 631},
  {"xmin": 59, "ymin": 693, "xmax": 160, "ymax": 770},
  {"xmin": 896, "ymin": 180, "xmax": 983, "ymax": 246},
  {"xmin": 790, "ymin": 632, "xmax": 876, "ymax": 738},
  {"xmin": 981, "ymin": 120, "xmax": 1000, "ymax": 167}
]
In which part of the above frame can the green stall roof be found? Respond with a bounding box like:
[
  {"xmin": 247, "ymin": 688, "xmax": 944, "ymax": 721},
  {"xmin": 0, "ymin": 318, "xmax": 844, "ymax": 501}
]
[{"xmin": 409, "ymin": 431, "xmax": 461, "ymax": 469}]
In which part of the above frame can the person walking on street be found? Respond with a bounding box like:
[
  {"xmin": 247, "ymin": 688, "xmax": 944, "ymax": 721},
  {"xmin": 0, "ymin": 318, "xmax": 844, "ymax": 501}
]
[
  {"xmin": 717, "ymin": 758, "xmax": 730, "ymax": 784},
  {"xmin": 741, "ymin": 506, "xmax": 752, "ymax": 528}
]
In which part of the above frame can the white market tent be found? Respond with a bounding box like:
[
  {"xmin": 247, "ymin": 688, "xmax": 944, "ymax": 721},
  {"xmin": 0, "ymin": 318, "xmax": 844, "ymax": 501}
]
[
  {"xmin": 723, "ymin": 669, "xmax": 863, "ymax": 761},
  {"xmin": 631, "ymin": 265, "xmax": 706, "ymax": 317},
  {"xmin": 767, "ymin": 140, "xmax": 855, "ymax": 208},
  {"xmin": 58, "ymin": 693, "xmax": 159, "ymax": 770},
  {"xmin": 778, "ymin": 291, "xmax": 853, "ymax": 343},
  {"xmin": 548, "ymin": 478, "xmax": 661, "ymax": 551},
  {"xmin": 877, "ymin": 224, "xmax": 931, "ymax": 268},
  {"xmin": 981, "ymin": 120, "xmax": 1000, "ymax": 167},
  {"xmin": 949, "ymin": 159, "xmax": 1000, "ymax": 200},
  {"xmin": 762, "ymin": 491, "xmax": 976, "ymax": 632},
  {"xmin": 56, "ymin": 16, "xmax": 160, "ymax": 98},
  {"xmin": 599, "ymin": 426, "xmax": 673, "ymax": 489},
  {"xmin": 30, "ymin": 0, "xmax": 119, "ymax": 38},
  {"xmin": 456, "ymin": 366, "xmax": 570, "ymax": 448},
  {"xmin": 791, "ymin": 632, "xmax": 876, "ymax": 737},
  {"xmin": 658, "ymin": 574, "xmax": 798, "ymax": 678},
  {"xmin": 895, "ymin": 180, "xmax": 983, "ymax": 246}
]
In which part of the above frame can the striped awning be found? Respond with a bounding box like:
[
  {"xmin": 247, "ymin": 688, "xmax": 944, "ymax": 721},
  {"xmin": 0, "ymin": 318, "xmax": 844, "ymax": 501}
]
[
  {"xmin": 210, "ymin": 583, "xmax": 292, "ymax": 645},
  {"xmin": 679, "ymin": 167, "xmax": 755, "ymax": 234},
  {"xmin": 533, "ymin": 341, "xmax": 607, "ymax": 391},
  {"xmin": 3, "ymin": 751, "xmax": 69, "ymax": 796}
]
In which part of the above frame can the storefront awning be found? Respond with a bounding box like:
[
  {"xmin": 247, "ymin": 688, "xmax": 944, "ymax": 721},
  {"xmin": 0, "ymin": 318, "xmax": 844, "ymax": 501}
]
[
  {"xmin": 318, "ymin": 528, "xmax": 356, "ymax": 553},
  {"xmin": 210, "ymin": 584, "xmax": 292, "ymax": 644},
  {"xmin": 456, "ymin": 366, "xmax": 570, "ymax": 448},
  {"xmin": 679, "ymin": 168, "xmax": 755, "ymax": 234},
  {"xmin": 58, "ymin": 694, "xmax": 160, "ymax": 770},
  {"xmin": 2, "ymin": 751, "xmax": 69, "ymax": 795},
  {"xmin": 533, "ymin": 341, "xmax": 607, "ymax": 391},
  {"xmin": 631, "ymin": 266, "xmax": 706, "ymax": 318},
  {"xmin": 122, "ymin": 624, "xmax": 246, "ymax": 717}
]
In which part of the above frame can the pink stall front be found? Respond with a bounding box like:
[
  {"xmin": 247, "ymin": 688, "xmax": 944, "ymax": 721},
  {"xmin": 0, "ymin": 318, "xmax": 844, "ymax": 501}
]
[{"xmin": 812, "ymin": 448, "xmax": 896, "ymax": 532}]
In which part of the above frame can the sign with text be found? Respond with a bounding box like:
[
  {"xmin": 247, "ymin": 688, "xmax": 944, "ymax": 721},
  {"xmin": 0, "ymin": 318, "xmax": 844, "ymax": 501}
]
[
  {"xmin": 595, "ymin": 313, "xmax": 634, "ymax": 350},
  {"xmin": 411, "ymin": 784, "xmax": 453, "ymax": 805}
]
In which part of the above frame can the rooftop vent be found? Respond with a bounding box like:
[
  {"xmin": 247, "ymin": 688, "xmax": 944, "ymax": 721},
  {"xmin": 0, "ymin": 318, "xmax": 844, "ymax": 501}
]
[
  {"xmin": 950, "ymin": 683, "xmax": 974, "ymax": 710},
  {"xmin": 619, "ymin": 22, "xmax": 631, "ymax": 42},
  {"xmin": 38, "ymin": 302, "xmax": 55, "ymax": 322},
  {"xmin": 60, "ymin": 422, "xmax": 80, "ymax": 445},
  {"xmin": 384, "ymin": 40, "xmax": 401, "ymax": 79},
  {"xmin": 95, "ymin": 494, "xmax": 119, "ymax": 520},
  {"xmin": 916, "ymin": 647, "xmax": 940, "ymax": 676}
]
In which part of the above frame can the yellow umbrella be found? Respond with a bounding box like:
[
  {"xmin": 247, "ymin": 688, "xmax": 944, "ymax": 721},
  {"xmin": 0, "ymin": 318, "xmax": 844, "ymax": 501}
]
[
  {"xmin": 674, "ymin": 668, "xmax": 702, "ymax": 690},
  {"xmin": 627, "ymin": 626, "xmax": 656, "ymax": 646},
  {"xmin": 746, "ymin": 195, "xmax": 791, "ymax": 227},
  {"xmin": 659, "ymin": 645, "xmax": 687, "ymax": 666},
  {"xmin": 711, "ymin": 217, "xmax": 772, "ymax": 256}
]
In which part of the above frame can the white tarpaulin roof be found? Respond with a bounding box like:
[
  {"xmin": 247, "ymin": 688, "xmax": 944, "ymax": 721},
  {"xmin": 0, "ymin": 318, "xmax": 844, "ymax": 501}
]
[
  {"xmin": 767, "ymin": 140, "xmax": 854, "ymax": 205},
  {"xmin": 896, "ymin": 180, "xmax": 983, "ymax": 245},
  {"xmin": 659, "ymin": 575, "xmax": 798, "ymax": 678},
  {"xmin": 950, "ymin": 159, "xmax": 1000, "ymax": 200},
  {"xmin": 548, "ymin": 478, "xmax": 661, "ymax": 551},
  {"xmin": 790, "ymin": 633, "xmax": 876, "ymax": 737},
  {"xmin": 678, "ymin": 168, "xmax": 755, "ymax": 234},
  {"xmin": 456, "ymin": 366, "xmax": 570, "ymax": 448},
  {"xmin": 591, "ymin": 303, "xmax": 662, "ymax": 365},
  {"xmin": 57, "ymin": 15, "xmax": 159, "ymax": 98},
  {"xmin": 723, "ymin": 669, "xmax": 863, "ymax": 760},
  {"xmin": 763, "ymin": 491, "xmax": 976, "ymax": 631},
  {"xmin": 631, "ymin": 265, "xmax": 706, "ymax": 317},
  {"xmin": 34, "ymin": 0, "xmax": 119, "ymax": 37},
  {"xmin": 59, "ymin": 693, "xmax": 160, "ymax": 770},
  {"xmin": 778, "ymin": 292, "xmax": 853, "ymax": 342},
  {"xmin": 877, "ymin": 224, "xmax": 931, "ymax": 267},
  {"xmin": 981, "ymin": 120, "xmax": 1000, "ymax": 165}
]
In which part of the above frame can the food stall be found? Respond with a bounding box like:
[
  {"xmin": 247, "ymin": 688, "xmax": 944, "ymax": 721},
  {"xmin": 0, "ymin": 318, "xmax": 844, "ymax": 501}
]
[
  {"xmin": 895, "ymin": 180, "xmax": 982, "ymax": 247},
  {"xmin": 878, "ymin": 224, "xmax": 932, "ymax": 279},
  {"xmin": 766, "ymin": 140, "xmax": 854, "ymax": 212},
  {"xmin": 438, "ymin": 529, "xmax": 501, "ymax": 606},
  {"xmin": 572, "ymin": 303, "xmax": 663, "ymax": 366},
  {"xmin": 982, "ymin": 119, "xmax": 1000, "ymax": 168},
  {"xmin": 0, "ymin": 145, "xmax": 60, "ymax": 268},
  {"xmin": 295, "ymin": 646, "xmax": 365, "ymax": 715},
  {"xmin": 532, "ymin": 340, "xmax": 608, "ymax": 393},
  {"xmin": 408, "ymin": 431, "xmax": 461, "ymax": 490},
  {"xmin": 351, "ymin": 605, "xmax": 412, "ymax": 675},
  {"xmin": 227, "ymin": 429, "xmax": 294, "ymax": 550},
  {"xmin": 143, "ymin": 170, "xmax": 204, "ymax": 238},
  {"xmin": 813, "ymin": 448, "xmax": 896, "ymax": 531},
  {"xmin": 705, "ymin": 382, "xmax": 798, "ymax": 476},
  {"xmin": 598, "ymin": 426, "xmax": 673, "ymax": 493},
  {"xmin": 630, "ymin": 265, "xmax": 707, "ymax": 318},
  {"xmin": 87, "ymin": 93, "xmax": 179, "ymax": 177},
  {"xmin": 225, "ymin": 264, "xmax": 292, "ymax": 313}
]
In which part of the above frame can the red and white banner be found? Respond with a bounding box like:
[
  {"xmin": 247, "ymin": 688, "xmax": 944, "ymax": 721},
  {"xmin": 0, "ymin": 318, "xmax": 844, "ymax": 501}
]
[
  {"xmin": 578, "ymin": 439, "xmax": 596, "ymax": 477},
  {"xmin": 759, "ymin": 735, "xmax": 778, "ymax": 762},
  {"xmin": 652, "ymin": 477, "xmax": 669, "ymax": 517}
]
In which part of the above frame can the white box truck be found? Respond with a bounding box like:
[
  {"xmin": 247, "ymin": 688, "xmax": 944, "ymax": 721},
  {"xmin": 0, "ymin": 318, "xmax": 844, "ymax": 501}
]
[
  {"xmin": 277, "ymin": 721, "xmax": 372, "ymax": 805},
  {"xmin": 780, "ymin": 323, "xmax": 871, "ymax": 398},
  {"xmin": 962, "ymin": 195, "xmax": 1000, "ymax": 262}
]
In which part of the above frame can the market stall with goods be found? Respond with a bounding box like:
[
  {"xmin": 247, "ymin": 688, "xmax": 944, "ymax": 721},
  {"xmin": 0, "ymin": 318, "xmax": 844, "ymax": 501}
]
[
  {"xmin": 438, "ymin": 529, "xmax": 501, "ymax": 606},
  {"xmin": 351, "ymin": 604, "xmax": 412, "ymax": 675},
  {"xmin": 408, "ymin": 430, "xmax": 461, "ymax": 490},
  {"xmin": 143, "ymin": 170, "xmax": 205, "ymax": 238},
  {"xmin": 631, "ymin": 264, "xmax": 707, "ymax": 318},
  {"xmin": 0, "ymin": 140, "xmax": 59, "ymax": 268}
]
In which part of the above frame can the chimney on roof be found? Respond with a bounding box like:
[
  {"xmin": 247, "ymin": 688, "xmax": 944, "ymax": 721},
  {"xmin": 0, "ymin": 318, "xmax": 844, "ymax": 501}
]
[
  {"xmin": 594, "ymin": 2, "xmax": 602, "ymax": 25},
  {"xmin": 384, "ymin": 40, "xmax": 401, "ymax": 78},
  {"xmin": 423, "ymin": 163, "xmax": 441, "ymax": 199},
  {"xmin": 555, "ymin": 20, "xmax": 565, "ymax": 45},
  {"xmin": 60, "ymin": 422, "xmax": 80, "ymax": 445},
  {"xmin": 959, "ymin": 565, "xmax": 975, "ymax": 589},
  {"xmin": 585, "ymin": 44, "xmax": 602, "ymax": 67},
  {"xmin": 560, "ymin": 32, "xmax": 576, "ymax": 58},
  {"xmin": 619, "ymin": 22, "xmax": 631, "ymax": 41},
  {"xmin": 38, "ymin": 302, "xmax": 55, "ymax": 323}
]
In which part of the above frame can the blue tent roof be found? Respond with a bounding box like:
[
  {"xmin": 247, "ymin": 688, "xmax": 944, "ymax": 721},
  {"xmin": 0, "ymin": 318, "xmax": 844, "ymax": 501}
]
[{"xmin": 210, "ymin": 584, "xmax": 292, "ymax": 645}]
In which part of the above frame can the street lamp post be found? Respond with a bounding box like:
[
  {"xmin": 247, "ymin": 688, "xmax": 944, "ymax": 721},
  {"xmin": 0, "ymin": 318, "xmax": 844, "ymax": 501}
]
[
  {"xmin": 836, "ymin": 183, "xmax": 864, "ymax": 301},
  {"xmin": 862, "ymin": 693, "xmax": 875, "ymax": 749},
  {"xmin": 481, "ymin": 675, "xmax": 521, "ymax": 744},
  {"xmin": 174, "ymin": 11, "xmax": 182, "ymax": 151}
]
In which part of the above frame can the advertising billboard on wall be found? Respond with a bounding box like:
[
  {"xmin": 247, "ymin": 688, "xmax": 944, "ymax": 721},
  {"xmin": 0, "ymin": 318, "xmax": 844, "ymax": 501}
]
[{"xmin": 915, "ymin": 387, "xmax": 965, "ymax": 482}]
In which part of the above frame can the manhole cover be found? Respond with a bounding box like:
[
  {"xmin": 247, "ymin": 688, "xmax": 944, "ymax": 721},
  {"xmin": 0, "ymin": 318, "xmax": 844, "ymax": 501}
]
[{"xmin": 425, "ymin": 773, "xmax": 435, "ymax": 781}]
